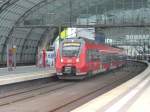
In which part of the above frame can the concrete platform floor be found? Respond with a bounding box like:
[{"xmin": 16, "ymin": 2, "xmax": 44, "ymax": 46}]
[
  {"xmin": 72, "ymin": 62, "xmax": 150, "ymax": 112},
  {"xmin": 0, "ymin": 66, "xmax": 56, "ymax": 86}
]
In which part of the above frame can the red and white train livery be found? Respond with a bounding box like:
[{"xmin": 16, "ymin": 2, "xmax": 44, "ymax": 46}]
[{"xmin": 55, "ymin": 37, "xmax": 126, "ymax": 79}]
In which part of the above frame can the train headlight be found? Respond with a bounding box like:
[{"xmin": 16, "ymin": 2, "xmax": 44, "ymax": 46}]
[
  {"xmin": 76, "ymin": 58, "xmax": 80, "ymax": 63},
  {"xmin": 61, "ymin": 59, "xmax": 64, "ymax": 63}
]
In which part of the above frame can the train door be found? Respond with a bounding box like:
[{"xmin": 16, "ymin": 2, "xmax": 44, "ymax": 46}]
[
  {"xmin": 87, "ymin": 50, "xmax": 93, "ymax": 75},
  {"xmin": 92, "ymin": 50, "xmax": 99, "ymax": 73},
  {"xmin": 89, "ymin": 49, "xmax": 99, "ymax": 75}
]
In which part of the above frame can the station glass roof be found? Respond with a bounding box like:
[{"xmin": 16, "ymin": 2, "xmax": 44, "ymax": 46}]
[{"xmin": 0, "ymin": 0, "xmax": 149, "ymax": 63}]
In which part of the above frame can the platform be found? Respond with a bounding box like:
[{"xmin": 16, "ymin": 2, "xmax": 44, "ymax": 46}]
[
  {"xmin": 72, "ymin": 62, "xmax": 150, "ymax": 112},
  {"xmin": 0, "ymin": 66, "xmax": 56, "ymax": 86}
]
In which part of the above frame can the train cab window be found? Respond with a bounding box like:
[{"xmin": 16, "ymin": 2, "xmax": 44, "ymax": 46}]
[{"xmin": 62, "ymin": 42, "xmax": 81, "ymax": 57}]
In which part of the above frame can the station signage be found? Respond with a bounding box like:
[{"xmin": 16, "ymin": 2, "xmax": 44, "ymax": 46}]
[{"xmin": 126, "ymin": 35, "xmax": 149, "ymax": 40}]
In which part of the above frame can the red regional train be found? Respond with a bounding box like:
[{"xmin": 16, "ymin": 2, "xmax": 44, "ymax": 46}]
[{"xmin": 55, "ymin": 37, "xmax": 126, "ymax": 80}]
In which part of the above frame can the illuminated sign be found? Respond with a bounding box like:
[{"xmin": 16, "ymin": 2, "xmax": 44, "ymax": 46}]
[{"xmin": 63, "ymin": 42, "xmax": 80, "ymax": 46}]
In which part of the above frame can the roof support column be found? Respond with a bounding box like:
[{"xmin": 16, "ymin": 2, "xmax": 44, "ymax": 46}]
[
  {"xmin": 35, "ymin": 27, "xmax": 50, "ymax": 59},
  {"xmin": 20, "ymin": 28, "xmax": 34, "ymax": 63}
]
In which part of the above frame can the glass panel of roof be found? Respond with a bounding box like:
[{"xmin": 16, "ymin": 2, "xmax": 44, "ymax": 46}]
[{"xmin": 17, "ymin": 0, "xmax": 34, "ymax": 9}]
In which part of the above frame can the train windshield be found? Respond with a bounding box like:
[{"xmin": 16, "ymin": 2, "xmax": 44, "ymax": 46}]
[{"xmin": 62, "ymin": 42, "xmax": 81, "ymax": 57}]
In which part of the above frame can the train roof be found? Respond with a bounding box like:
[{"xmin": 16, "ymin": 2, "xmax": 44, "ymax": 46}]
[
  {"xmin": 97, "ymin": 44, "xmax": 122, "ymax": 54},
  {"xmin": 63, "ymin": 37, "xmax": 125, "ymax": 55}
]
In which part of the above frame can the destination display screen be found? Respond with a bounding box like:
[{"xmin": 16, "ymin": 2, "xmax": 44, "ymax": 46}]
[
  {"xmin": 63, "ymin": 42, "xmax": 80, "ymax": 47},
  {"xmin": 62, "ymin": 42, "xmax": 81, "ymax": 57}
]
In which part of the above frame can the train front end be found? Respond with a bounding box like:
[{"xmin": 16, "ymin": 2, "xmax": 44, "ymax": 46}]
[{"xmin": 55, "ymin": 38, "xmax": 86, "ymax": 80}]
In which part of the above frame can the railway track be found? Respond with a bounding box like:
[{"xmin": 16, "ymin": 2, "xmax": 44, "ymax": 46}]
[
  {"xmin": 0, "ymin": 61, "xmax": 147, "ymax": 112},
  {"xmin": 0, "ymin": 81, "xmax": 75, "ymax": 106},
  {"xmin": 49, "ymin": 62, "xmax": 146, "ymax": 112}
]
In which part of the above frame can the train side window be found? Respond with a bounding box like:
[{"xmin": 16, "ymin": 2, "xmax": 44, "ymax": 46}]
[
  {"xmin": 92, "ymin": 49, "xmax": 99, "ymax": 61},
  {"xmin": 98, "ymin": 51, "xmax": 103, "ymax": 61},
  {"xmin": 120, "ymin": 55, "xmax": 124, "ymax": 61},
  {"xmin": 101, "ymin": 53, "xmax": 106, "ymax": 63},
  {"xmin": 86, "ymin": 50, "xmax": 89, "ymax": 62},
  {"xmin": 87, "ymin": 49, "xmax": 101, "ymax": 62},
  {"xmin": 86, "ymin": 50, "xmax": 92, "ymax": 62},
  {"xmin": 100, "ymin": 53, "xmax": 104, "ymax": 62},
  {"xmin": 103, "ymin": 53, "xmax": 111, "ymax": 63},
  {"xmin": 96, "ymin": 50, "xmax": 100, "ymax": 60},
  {"xmin": 92, "ymin": 50, "xmax": 96, "ymax": 61},
  {"xmin": 106, "ymin": 54, "xmax": 111, "ymax": 63},
  {"xmin": 112, "ymin": 54, "xmax": 115, "ymax": 62},
  {"xmin": 91, "ymin": 50, "xmax": 94, "ymax": 61},
  {"xmin": 89, "ymin": 50, "xmax": 91, "ymax": 60}
]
